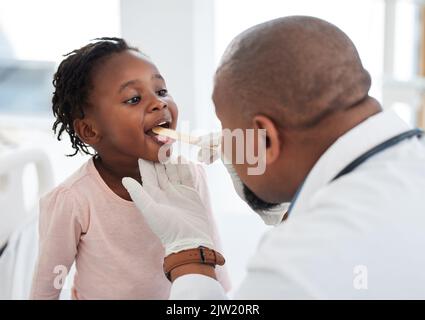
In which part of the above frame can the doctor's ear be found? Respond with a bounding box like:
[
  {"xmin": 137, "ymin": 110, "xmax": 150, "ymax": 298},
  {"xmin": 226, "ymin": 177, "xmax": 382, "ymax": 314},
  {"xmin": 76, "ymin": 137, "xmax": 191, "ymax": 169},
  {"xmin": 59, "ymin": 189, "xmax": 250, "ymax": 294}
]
[
  {"xmin": 252, "ymin": 115, "xmax": 281, "ymax": 165},
  {"xmin": 73, "ymin": 118, "xmax": 101, "ymax": 145}
]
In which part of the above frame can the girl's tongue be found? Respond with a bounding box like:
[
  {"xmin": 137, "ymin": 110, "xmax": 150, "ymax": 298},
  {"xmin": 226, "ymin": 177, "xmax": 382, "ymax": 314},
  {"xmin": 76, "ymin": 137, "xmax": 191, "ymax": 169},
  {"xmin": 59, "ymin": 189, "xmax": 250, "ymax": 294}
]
[
  {"xmin": 146, "ymin": 128, "xmax": 174, "ymax": 145},
  {"xmin": 154, "ymin": 135, "xmax": 174, "ymax": 144}
]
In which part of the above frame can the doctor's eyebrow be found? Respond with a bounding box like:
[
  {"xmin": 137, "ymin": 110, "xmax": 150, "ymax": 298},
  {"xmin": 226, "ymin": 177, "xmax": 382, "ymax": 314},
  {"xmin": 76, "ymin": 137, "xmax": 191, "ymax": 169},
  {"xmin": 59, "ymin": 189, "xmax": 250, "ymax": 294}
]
[{"xmin": 118, "ymin": 74, "xmax": 164, "ymax": 93}]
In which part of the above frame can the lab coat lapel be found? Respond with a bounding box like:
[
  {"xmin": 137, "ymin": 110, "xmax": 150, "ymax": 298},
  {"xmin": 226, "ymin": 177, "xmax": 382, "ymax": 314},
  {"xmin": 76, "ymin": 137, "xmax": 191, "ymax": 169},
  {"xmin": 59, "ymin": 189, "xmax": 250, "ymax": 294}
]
[{"xmin": 289, "ymin": 110, "xmax": 411, "ymax": 216}]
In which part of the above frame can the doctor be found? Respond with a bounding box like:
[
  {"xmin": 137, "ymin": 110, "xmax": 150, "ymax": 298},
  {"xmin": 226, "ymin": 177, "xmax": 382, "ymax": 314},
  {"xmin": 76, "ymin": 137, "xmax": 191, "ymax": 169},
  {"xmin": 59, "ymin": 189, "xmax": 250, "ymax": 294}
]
[{"xmin": 122, "ymin": 16, "xmax": 425, "ymax": 299}]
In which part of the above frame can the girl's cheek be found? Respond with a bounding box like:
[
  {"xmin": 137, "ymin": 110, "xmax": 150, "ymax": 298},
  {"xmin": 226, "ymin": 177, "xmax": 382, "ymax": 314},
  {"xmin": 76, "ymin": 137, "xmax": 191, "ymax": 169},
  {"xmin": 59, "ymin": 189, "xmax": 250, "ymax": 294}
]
[{"xmin": 171, "ymin": 105, "xmax": 179, "ymax": 122}]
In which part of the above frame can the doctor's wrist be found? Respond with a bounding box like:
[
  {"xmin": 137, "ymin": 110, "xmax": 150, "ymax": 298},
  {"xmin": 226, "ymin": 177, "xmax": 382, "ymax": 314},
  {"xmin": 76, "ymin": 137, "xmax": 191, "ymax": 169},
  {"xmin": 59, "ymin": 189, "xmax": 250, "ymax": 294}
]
[
  {"xmin": 163, "ymin": 246, "xmax": 225, "ymax": 282},
  {"xmin": 169, "ymin": 263, "xmax": 217, "ymax": 282}
]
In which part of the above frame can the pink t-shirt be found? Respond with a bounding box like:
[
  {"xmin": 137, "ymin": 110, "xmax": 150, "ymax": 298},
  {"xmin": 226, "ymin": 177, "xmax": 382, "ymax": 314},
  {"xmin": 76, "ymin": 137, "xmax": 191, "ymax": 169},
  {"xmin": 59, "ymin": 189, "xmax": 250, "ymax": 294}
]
[{"xmin": 30, "ymin": 158, "xmax": 230, "ymax": 300}]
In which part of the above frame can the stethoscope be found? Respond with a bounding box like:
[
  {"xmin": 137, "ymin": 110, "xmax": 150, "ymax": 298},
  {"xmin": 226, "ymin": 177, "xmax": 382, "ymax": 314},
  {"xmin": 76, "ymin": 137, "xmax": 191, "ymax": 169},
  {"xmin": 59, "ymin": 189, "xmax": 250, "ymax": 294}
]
[{"xmin": 286, "ymin": 128, "xmax": 424, "ymax": 216}]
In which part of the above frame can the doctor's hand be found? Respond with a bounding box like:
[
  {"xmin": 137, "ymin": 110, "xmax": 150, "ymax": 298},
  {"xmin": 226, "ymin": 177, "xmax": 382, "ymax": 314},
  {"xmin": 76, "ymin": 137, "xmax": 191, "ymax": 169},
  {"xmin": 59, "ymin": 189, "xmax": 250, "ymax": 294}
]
[
  {"xmin": 197, "ymin": 133, "xmax": 288, "ymax": 226},
  {"xmin": 122, "ymin": 157, "xmax": 215, "ymax": 256}
]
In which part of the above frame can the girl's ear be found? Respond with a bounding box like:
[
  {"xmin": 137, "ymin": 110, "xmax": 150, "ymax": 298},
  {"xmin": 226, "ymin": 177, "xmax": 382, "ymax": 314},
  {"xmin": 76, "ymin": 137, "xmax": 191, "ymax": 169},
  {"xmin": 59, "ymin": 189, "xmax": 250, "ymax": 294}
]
[
  {"xmin": 252, "ymin": 115, "xmax": 281, "ymax": 165},
  {"xmin": 73, "ymin": 118, "xmax": 101, "ymax": 145}
]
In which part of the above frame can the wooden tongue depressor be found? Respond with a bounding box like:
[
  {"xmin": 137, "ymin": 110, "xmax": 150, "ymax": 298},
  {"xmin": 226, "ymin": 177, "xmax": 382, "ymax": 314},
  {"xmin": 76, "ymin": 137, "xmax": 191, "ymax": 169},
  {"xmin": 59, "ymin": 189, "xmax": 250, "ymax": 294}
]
[
  {"xmin": 152, "ymin": 126, "xmax": 202, "ymax": 145},
  {"xmin": 152, "ymin": 127, "xmax": 222, "ymax": 148}
]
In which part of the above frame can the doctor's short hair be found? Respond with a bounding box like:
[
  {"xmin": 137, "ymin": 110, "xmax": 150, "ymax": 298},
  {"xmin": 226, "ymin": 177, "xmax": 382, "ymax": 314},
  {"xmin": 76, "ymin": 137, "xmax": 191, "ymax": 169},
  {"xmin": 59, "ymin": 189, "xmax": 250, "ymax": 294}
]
[{"xmin": 51, "ymin": 37, "xmax": 141, "ymax": 156}]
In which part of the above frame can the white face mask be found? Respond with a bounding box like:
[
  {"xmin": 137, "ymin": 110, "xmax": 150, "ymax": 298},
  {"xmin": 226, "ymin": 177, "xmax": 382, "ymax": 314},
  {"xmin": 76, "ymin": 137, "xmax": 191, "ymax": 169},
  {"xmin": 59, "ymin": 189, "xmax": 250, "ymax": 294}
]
[
  {"xmin": 242, "ymin": 183, "xmax": 290, "ymax": 225},
  {"xmin": 197, "ymin": 130, "xmax": 289, "ymax": 225}
]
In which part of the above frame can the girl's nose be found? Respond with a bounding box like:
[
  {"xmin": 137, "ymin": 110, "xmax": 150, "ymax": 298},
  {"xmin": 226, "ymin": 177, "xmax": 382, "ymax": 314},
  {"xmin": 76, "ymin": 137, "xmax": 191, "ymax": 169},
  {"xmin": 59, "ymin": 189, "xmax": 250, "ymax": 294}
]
[{"xmin": 148, "ymin": 97, "xmax": 167, "ymax": 112}]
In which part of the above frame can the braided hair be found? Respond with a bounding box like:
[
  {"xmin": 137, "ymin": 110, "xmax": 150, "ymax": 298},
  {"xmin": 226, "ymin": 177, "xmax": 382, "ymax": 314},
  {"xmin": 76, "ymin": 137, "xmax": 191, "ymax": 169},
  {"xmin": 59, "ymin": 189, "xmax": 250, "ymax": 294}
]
[{"xmin": 52, "ymin": 37, "xmax": 140, "ymax": 156}]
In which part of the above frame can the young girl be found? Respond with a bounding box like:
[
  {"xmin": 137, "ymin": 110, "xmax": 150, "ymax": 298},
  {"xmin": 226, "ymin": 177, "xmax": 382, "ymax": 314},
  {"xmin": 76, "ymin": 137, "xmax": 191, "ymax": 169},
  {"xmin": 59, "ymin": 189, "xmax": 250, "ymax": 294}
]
[{"xmin": 30, "ymin": 37, "xmax": 230, "ymax": 299}]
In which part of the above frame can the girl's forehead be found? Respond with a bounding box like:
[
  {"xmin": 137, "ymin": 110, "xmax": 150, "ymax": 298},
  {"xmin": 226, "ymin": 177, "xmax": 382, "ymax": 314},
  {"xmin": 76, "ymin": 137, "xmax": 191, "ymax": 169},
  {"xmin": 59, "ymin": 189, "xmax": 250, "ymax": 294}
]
[
  {"xmin": 108, "ymin": 50, "xmax": 157, "ymax": 74},
  {"xmin": 92, "ymin": 50, "xmax": 161, "ymax": 88}
]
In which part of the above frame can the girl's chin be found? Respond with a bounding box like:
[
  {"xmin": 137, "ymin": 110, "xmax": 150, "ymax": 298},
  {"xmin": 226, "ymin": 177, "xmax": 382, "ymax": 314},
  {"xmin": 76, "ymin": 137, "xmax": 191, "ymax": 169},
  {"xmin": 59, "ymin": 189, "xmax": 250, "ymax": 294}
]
[{"xmin": 139, "ymin": 140, "xmax": 173, "ymax": 163}]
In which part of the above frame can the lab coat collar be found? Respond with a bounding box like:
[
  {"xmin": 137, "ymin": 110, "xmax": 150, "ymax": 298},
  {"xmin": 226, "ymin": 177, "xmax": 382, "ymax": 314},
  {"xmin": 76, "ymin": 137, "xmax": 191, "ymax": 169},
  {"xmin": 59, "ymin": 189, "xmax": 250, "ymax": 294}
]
[{"xmin": 289, "ymin": 110, "xmax": 411, "ymax": 216}]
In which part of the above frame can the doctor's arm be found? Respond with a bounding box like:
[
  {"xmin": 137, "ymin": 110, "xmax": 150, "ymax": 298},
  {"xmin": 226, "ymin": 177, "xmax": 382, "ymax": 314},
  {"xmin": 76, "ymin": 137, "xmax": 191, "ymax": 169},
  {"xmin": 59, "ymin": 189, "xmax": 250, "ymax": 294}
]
[
  {"xmin": 122, "ymin": 158, "xmax": 307, "ymax": 299},
  {"xmin": 122, "ymin": 158, "xmax": 230, "ymax": 299}
]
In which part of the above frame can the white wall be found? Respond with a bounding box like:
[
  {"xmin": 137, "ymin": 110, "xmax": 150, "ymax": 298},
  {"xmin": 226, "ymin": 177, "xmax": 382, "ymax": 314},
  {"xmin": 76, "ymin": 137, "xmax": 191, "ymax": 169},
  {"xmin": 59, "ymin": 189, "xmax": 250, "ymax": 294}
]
[{"xmin": 120, "ymin": 0, "xmax": 218, "ymax": 130}]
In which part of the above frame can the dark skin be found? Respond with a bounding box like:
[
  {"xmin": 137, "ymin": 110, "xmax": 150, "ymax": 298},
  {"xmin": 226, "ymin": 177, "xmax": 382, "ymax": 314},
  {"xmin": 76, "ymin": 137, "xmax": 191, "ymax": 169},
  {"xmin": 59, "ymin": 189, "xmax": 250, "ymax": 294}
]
[
  {"xmin": 214, "ymin": 87, "xmax": 381, "ymax": 203},
  {"xmin": 213, "ymin": 15, "xmax": 382, "ymax": 204},
  {"xmin": 73, "ymin": 50, "xmax": 178, "ymax": 201},
  {"xmin": 169, "ymin": 16, "xmax": 382, "ymax": 281}
]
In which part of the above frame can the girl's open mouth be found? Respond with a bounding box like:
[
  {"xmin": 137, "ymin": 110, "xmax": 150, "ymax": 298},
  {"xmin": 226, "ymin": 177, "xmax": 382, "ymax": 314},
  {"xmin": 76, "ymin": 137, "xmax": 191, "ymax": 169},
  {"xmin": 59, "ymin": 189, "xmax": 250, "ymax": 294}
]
[{"xmin": 145, "ymin": 120, "xmax": 174, "ymax": 145}]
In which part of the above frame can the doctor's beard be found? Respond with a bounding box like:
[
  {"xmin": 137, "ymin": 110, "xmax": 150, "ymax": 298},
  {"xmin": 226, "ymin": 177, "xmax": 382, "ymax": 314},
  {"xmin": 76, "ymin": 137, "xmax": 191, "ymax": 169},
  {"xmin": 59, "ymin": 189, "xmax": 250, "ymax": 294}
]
[{"xmin": 242, "ymin": 184, "xmax": 281, "ymax": 212}]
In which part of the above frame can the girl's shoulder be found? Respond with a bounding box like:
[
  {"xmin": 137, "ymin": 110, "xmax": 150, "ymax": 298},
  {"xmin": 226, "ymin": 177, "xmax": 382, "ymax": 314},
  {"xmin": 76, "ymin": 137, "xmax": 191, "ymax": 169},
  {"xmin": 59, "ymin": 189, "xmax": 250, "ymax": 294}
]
[
  {"xmin": 38, "ymin": 161, "xmax": 93, "ymax": 232},
  {"xmin": 41, "ymin": 159, "xmax": 95, "ymax": 205}
]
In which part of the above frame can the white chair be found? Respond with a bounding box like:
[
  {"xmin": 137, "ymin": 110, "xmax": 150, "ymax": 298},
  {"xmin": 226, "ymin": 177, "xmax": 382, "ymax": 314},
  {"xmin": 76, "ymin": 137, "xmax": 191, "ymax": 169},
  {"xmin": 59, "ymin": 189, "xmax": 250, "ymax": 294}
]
[
  {"xmin": 0, "ymin": 147, "xmax": 54, "ymax": 246},
  {"xmin": 0, "ymin": 147, "xmax": 54, "ymax": 299}
]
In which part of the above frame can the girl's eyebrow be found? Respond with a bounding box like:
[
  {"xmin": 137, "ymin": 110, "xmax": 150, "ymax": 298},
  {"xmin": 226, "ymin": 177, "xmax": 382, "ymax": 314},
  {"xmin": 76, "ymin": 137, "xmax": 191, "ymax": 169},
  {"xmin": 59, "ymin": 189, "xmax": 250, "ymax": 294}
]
[
  {"xmin": 118, "ymin": 74, "xmax": 164, "ymax": 93},
  {"xmin": 152, "ymin": 73, "xmax": 164, "ymax": 81},
  {"xmin": 119, "ymin": 79, "xmax": 139, "ymax": 93}
]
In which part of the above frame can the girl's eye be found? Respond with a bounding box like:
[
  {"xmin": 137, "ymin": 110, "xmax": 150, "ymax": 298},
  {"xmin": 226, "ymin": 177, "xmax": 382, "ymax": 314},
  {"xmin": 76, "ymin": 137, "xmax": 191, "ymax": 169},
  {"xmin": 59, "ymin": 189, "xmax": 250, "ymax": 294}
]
[
  {"xmin": 157, "ymin": 89, "xmax": 168, "ymax": 97},
  {"xmin": 124, "ymin": 96, "xmax": 141, "ymax": 105}
]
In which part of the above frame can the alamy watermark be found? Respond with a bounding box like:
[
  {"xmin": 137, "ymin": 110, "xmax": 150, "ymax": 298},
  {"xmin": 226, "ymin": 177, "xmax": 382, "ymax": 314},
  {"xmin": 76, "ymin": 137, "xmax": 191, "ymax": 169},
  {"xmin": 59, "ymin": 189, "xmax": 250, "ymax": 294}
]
[
  {"xmin": 156, "ymin": 120, "xmax": 268, "ymax": 175},
  {"xmin": 353, "ymin": 264, "xmax": 368, "ymax": 290}
]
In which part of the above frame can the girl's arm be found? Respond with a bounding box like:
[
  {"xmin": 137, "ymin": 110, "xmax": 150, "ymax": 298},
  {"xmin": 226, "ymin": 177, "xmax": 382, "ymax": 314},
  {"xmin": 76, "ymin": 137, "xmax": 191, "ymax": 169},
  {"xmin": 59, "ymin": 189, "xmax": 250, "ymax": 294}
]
[{"xmin": 30, "ymin": 188, "xmax": 85, "ymax": 300}]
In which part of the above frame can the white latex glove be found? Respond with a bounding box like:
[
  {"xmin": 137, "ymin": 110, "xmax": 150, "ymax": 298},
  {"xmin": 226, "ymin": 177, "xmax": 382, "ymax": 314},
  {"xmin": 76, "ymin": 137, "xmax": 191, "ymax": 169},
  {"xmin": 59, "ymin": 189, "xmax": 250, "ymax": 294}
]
[
  {"xmin": 122, "ymin": 157, "xmax": 215, "ymax": 256},
  {"xmin": 197, "ymin": 133, "xmax": 289, "ymax": 226},
  {"xmin": 196, "ymin": 132, "xmax": 222, "ymax": 164}
]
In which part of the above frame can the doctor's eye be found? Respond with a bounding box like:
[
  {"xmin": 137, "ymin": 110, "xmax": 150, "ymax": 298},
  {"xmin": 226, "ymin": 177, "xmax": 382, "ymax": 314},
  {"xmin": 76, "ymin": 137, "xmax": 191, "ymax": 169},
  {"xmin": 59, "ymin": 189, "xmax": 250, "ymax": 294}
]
[
  {"xmin": 124, "ymin": 95, "xmax": 141, "ymax": 105},
  {"xmin": 157, "ymin": 89, "xmax": 168, "ymax": 97}
]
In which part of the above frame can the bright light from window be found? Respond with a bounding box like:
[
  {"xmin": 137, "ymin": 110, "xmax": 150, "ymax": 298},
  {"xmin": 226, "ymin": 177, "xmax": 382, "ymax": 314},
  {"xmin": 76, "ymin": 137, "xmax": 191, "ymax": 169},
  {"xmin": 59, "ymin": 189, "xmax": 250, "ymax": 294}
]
[
  {"xmin": 394, "ymin": 0, "xmax": 417, "ymax": 80},
  {"xmin": 0, "ymin": 0, "xmax": 121, "ymax": 62}
]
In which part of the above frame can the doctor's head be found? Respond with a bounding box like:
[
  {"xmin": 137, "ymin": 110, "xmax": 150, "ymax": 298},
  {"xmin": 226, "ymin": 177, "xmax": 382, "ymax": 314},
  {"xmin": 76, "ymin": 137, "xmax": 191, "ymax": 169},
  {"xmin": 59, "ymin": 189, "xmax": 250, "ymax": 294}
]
[{"xmin": 213, "ymin": 16, "xmax": 381, "ymax": 207}]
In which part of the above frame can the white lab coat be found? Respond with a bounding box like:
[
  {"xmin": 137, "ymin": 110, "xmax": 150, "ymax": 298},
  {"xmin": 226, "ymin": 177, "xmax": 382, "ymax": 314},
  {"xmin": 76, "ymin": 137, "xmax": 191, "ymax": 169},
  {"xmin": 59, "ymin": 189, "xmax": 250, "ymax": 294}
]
[{"xmin": 170, "ymin": 110, "xmax": 425, "ymax": 299}]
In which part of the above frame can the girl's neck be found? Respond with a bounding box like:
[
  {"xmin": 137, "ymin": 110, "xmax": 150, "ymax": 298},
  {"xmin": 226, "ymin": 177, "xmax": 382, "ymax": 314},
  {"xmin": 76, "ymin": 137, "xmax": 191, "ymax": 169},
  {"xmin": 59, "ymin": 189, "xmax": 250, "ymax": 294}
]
[{"xmin": 93, "ymin": 154, "xmax": 141, "ymax": 183}]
